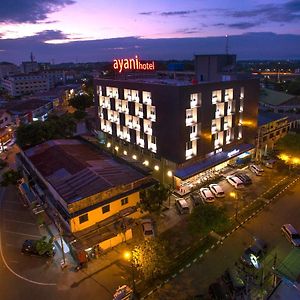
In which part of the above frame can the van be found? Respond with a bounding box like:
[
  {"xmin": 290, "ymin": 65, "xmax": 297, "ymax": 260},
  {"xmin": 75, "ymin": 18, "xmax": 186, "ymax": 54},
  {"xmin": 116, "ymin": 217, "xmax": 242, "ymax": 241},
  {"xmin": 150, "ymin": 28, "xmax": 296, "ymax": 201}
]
[
  {"xmin": 175, "ymin": 198, "xmax": 190, "ymax": 214},
  {"xmin": 281, "ymin": 224, "xmax": 300, "ymax": 247},
  {"xmin": 249, "ymin": 164, "xmax": 264, "ymax": 176}
]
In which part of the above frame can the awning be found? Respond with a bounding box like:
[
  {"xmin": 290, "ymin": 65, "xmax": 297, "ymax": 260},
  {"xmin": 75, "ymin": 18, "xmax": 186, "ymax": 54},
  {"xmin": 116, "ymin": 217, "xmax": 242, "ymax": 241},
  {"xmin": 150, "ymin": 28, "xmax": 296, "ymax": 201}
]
[{"xmin": 174, "ymin": 143, "xmax": 254, "ymax": 180}]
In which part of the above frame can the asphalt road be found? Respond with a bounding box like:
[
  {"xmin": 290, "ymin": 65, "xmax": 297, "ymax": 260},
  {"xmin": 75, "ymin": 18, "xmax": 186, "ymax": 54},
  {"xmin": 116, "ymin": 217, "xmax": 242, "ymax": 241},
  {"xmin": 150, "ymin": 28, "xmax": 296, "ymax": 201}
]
[
  {"xmin": 0, "ymin": 185, "xmax": 131, "ymax": 300},
  {"xmin": 148, "ymin": 177, "xmax": 300, "ymax": 299}
]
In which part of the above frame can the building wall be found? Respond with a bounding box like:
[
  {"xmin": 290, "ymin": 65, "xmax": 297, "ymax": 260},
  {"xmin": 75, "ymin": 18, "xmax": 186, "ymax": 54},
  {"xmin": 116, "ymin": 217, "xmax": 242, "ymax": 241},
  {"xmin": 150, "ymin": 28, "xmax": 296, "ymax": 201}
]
[
  {"xmin": 0, "ymin": 111, "xmax": 12, "ymax": 128},
  {"xmin": 95, "ymin": 78, "xmax": 259, "ymax": 168},
  {"xmin": 256, "ymin": 117, "xmax": 289, "ymax": 159},
  {"xmin": 70, "ymin": 191, "xmax": 140, "ymax": 232}
]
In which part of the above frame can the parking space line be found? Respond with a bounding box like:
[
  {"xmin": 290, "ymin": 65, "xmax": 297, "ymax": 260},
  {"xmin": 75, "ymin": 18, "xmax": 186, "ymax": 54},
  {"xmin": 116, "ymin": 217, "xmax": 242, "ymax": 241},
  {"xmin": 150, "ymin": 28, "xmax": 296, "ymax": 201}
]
[
  {"xmin": 4, "ymin": 219, "xmax": 36, "ymax": 226},
  {"xmin": 4, "ymin": 230, "xmax": 40, "ymax": 238}
]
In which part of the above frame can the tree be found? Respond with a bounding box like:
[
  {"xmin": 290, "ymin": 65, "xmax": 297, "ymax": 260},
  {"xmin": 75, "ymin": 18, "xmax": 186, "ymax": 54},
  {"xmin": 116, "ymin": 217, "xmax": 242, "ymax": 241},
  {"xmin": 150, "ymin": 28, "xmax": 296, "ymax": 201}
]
[
  {"xmin": 139, "ymin": 184, "xmax": 170, "ymax": 215},
  {"xmin": 16, "ymin": 113, "xmax": 77, "ymax": 148},
  {"xmin": 188, "ymin": 204, "xmax": 229, "ymax": 236},
  {"xmin": 132, "ymin": 239, "xmax": 169, "ymax": 280},
  {"xmin": 1, "ymin": 169, "xmax": 22, "ymax": 186},
  {"xmin": 73, "ymin": 109, "xmax": 87, "ymax": 120},
  {"xmin": 276, "ymin": 133, "xmax": 300, "ymax": 157},
  {"xmin": 35, "ymin": 236, "xmax": 54, "ymax": 256},
  {"xmin": 69, "ymin": 94, "xmax": 93, "ymax": 111}
]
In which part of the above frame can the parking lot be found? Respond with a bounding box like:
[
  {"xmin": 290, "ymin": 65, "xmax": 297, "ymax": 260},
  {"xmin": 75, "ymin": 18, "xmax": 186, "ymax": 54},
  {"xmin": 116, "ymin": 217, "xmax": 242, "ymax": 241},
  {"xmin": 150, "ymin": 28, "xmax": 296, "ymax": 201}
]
[
  {"xmin": 172, "ymin": 163, "xmax": 286, "ymax": 219},
  {"xmin": 0, "ymin": 186, "xmax": 60, "ymax": 283}
]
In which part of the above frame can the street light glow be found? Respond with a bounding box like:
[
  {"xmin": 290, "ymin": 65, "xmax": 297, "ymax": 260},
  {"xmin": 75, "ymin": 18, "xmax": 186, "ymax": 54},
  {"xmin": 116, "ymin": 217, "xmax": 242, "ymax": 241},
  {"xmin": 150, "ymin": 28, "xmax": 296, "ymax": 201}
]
[
  {"xmin": 230, "ymin": 191, "xmax": 236, "ymax": 198},
  {"xmin": 124, "ymin": 251, "xmax": 132, "ymax": 261}
]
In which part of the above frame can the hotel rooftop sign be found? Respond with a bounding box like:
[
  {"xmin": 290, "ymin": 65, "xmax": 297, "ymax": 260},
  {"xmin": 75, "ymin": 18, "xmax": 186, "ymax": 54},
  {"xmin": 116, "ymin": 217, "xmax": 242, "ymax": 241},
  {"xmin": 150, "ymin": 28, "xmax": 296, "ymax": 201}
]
[{"xmin": 113, "ymin": 56, "xmax": 155, "ymax": 73}]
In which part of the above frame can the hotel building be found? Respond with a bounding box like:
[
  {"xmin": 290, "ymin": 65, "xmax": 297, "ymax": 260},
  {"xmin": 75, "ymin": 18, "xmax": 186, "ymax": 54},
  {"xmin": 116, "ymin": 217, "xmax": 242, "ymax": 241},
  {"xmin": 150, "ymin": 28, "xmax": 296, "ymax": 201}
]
[{"xmin": 94, "ymin": 55, "xmax": 260, "ymax": 193}]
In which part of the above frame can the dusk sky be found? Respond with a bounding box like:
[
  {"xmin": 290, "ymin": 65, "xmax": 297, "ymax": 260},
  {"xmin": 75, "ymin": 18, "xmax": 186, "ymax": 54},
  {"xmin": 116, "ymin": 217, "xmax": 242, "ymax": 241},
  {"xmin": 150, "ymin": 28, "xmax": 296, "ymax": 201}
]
[{"xmin": 1, "ymin": 0, "xmax": 300, "ymax": 62}]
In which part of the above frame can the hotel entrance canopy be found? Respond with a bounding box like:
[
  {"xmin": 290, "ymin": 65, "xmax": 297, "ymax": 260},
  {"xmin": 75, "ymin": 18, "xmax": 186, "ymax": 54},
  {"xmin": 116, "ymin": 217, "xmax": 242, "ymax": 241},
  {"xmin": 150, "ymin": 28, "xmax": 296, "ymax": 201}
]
[{"xmin": 175, "ymin": 143, "xmax": 254, "ymax": 181}]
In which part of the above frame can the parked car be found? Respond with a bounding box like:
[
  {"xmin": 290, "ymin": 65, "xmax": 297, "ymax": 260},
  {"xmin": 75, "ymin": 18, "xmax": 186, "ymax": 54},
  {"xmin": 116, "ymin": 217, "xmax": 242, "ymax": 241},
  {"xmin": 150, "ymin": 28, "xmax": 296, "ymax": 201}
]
[
  {"xmin": 141, "ymin": 219, "xmax": 155, "ymax": 239},
  {"xmin": 224, "ymin": 267, "xmax": 245, "ymax": 293},
  {"xmin": 175, "ymin": 198, "xmax": 190, "ymax": 214},
  {"xmin": 281, "ymin": 224, "xmax": 300, "ymax": 247},
  {"xmin": 200, "ymin": 188, "xmax": 215, "ymax": 203},
  {"xmin": 240, "ymin": 239, "xmax": 267, "ymax": 269},
  {"xmin": 249, "ymin": 164, "xmax": 264, "ymax": 176},
  {"xmin": 235, "ymin": 173, "xmax": 252, "ymax": 185},
  {"xmin": 226, "ymin": 176, "xmax": 244, "ymax": 189},
  {"xmin": 209, "ymin": 184, "xmax": 225, "ymax": 198},
  {"xmin": 113, "ymin": 285, "xmax": 133, "ymax": 300},
  {"xmin": 190, "ymin": 192, "xmax": 203, "ymax": 206},
  {"xmin": 21, "ymin": 239, "xmax": 55, "ymax": 257},
  {"xmin": 263, "ymin": 159, "xmax": 276, "ymax": 169}
]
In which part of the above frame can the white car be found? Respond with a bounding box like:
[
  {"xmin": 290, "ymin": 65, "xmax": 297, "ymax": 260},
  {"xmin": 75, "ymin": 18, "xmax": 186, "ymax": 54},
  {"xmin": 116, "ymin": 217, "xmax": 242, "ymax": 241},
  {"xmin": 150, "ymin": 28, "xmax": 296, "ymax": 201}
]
[
  {"xmin": 226, "ymin": 175, "xmax": 244, "ymax": 189},
  {"xmin": 249, "ymin": 164, "xmax": 264, "ymax": 176},
  {"xmin": 141, "ymin": 219, "xmax": 155, "ymax": 238},
  {"xmin": 209, "ymin": 184, "xmax": 225, "ymax": 198},
  {"xmin": 200, "ymin": 188, "xmax": 215, "ymax": 203}
]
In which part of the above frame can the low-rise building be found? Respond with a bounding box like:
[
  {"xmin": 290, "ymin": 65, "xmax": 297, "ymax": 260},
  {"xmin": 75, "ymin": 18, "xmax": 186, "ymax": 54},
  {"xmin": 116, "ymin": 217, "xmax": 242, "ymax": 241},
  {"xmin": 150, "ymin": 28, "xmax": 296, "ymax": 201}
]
[
  {"xmin": 260, "ymin": 88, "xmax": 300, "ymax": 113},
  {"xmin": 256, "ymin": 111, "xmax": 289, "ymax": 159},
  {"xmin": 17, "ymin": 139, "xmax": 155, "ymax": 252},
  {"xmin": 1, "ymin": 70, "xmax": 66, "ymax": 97},
  {"xmin": 7, "ymin": 99, "xmax": 53, "ymax": 124}
]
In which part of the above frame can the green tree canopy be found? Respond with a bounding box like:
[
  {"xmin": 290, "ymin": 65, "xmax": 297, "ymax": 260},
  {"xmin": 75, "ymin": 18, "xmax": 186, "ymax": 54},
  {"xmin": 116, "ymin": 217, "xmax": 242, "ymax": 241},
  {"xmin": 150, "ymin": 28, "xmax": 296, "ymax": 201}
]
[
  {"xmin": 139, "ymin": 184, "xmax": 171, "ymax": 215},
  {"xmin": 35, "ymin": 236, "xmax": 54, "ymax": 256},
  {"xmin": 132, "ymin": 239, "xmax": 169, "ymax": 280},
  {"xmin": 188, "ymin": 204, "xmax": 229, "ymax": 236},
  {"xmin": 69, "ymin": 94, "xmax": 93, "ymax": 111},
  {"xmin": 1, "ymin": 169, "xmax": 22, "ymax": 186},
  {"xmin": 16, "ymin": 113, "xmax": 76, "ymax": 148},
  {"xmin": 276, "ymin": 133, "xmax": 300, "ymax": 157}
]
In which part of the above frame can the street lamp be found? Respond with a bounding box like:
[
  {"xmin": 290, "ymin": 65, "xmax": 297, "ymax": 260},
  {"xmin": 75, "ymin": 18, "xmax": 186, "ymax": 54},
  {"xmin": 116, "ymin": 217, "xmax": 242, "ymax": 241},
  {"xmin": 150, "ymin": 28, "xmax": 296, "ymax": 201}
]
[
  {"xmin": 123, "ymin": 250, "xmax": 136, "ymax": 296},
  {"xmin": 230, "ymin": 191, "xmax": 239, "ymax": 220}
]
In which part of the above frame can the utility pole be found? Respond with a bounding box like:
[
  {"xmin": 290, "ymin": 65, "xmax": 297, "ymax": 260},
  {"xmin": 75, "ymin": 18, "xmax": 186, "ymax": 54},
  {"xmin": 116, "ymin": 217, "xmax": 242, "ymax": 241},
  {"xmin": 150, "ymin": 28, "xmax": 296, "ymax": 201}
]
[{"xmin": 57, "ymin": 220, "xmax": 67, "ymax": 269}]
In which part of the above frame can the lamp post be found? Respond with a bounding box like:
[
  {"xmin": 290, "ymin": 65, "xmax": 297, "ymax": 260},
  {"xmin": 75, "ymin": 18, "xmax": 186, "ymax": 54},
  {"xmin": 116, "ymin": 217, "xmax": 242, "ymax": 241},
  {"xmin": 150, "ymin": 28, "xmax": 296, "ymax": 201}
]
[
  {"xmin": 123, "ymin": 250, "xmax": 136, "ymax": 296},
  {"xmin": 230, "ymin": 191, "xmax": 239, "ymax": 221}
]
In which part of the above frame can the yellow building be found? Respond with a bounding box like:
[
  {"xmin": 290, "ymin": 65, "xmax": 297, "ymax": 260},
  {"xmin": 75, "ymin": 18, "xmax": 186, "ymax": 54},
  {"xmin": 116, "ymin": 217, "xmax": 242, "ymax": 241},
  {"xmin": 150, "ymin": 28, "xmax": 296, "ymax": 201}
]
[
  {"xmin": 256, "ymin": 111, "xmax": 289, "ymax": 160},
  {"xmin": 18, "ymin": 139, "xmax": 155, "ymax": 252}
]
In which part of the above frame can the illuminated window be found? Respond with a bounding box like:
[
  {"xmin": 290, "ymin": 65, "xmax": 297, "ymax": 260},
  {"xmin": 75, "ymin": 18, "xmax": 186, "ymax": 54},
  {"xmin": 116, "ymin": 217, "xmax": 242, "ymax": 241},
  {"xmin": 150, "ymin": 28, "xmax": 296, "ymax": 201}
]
[
  {"xmin": 79, "ymin": 213, "xmax": 88, "ymax": 224},
  {"xmin": 102, "ymin": 205, "xmax": 110, "ymax": 214},
  {"xmin": 121, "ymin": 197, "xmax": 128, "ymax": 206}
]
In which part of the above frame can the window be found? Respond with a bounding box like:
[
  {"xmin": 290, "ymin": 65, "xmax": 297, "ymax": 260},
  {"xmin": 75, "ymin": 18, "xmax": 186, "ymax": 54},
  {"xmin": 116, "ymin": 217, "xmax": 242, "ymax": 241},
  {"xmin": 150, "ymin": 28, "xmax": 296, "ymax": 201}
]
[
  {"xmin": 121, "ymin": 197, "xmax": 128, "ymax": 206},
  {"xmin": 190, "ymin": 125, "xmax": 196, "ymax": 133},
  {"xmin": 186, "ymin": 141, "xmax": 192, "ymax": 150},
  {"xmin": 102, "ymin": 205, "xmax": 110, "ymax": 214},
  {"xmin": 79, "ymin": 213, "xmax": 88, "ymax": 224},
  {"xmin": 151, "ymin": 135, "xmax": 156, "ymax": 144}
]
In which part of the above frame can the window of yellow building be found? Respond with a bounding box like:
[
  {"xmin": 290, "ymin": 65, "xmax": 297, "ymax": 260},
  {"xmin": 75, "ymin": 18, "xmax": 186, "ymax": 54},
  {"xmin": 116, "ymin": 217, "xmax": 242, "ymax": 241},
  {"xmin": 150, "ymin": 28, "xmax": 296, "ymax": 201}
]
[
  {"xmin": 121, "ymin": 197, "xmax": 128, "ymax": 206},
  {"xmin": 79, "ymin": 213, "xmax": 88, "ymax": 224},
  {"xmin": 102, "ymin": 205, "xmax": 110, "ymax": 214}
]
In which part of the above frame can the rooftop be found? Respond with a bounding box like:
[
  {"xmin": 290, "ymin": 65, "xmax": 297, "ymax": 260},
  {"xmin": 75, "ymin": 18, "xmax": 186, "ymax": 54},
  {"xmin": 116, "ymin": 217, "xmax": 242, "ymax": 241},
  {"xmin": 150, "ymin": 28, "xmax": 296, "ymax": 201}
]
[
  {"xmin": 24, "ymin": 139, "xmax": 148, "ymax": 203},
  {"xmin": 6, "ymin": 99, "xmax": 51, "ymax": 114},
  {"xmin": 258, "ymin": 111, "xmax": 288, "ymax": 126},
  {"xmin": 260, "ymin": 88, "xmax": 295, "ymax": 106}
]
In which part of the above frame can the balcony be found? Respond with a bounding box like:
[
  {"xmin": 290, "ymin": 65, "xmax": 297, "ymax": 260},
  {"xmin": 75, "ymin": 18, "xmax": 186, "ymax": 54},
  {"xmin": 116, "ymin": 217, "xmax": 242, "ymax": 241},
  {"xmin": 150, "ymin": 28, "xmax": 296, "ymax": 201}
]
[
  {"xmin": 186, "ymin": 115, "xmax": 196, "ymax": 126},
  {"xmin": 144, "ymin": 126, "xmax": 152, "ymax": 135}
]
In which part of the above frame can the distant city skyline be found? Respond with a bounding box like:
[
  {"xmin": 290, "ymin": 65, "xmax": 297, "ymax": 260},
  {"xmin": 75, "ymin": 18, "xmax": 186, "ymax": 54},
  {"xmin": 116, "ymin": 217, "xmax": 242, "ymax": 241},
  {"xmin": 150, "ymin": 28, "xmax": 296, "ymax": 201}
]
[{"xmin": 0, "ymin": 0, "xmax": 300, "ymax": 62}]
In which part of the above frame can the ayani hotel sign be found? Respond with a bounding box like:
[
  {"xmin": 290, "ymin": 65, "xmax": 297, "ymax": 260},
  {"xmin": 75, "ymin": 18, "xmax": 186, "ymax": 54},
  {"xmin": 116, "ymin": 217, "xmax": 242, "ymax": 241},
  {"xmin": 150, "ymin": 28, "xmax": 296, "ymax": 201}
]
[{"xmin": 113, "ymin": 56, "xmax": 155, "ymax": 73}]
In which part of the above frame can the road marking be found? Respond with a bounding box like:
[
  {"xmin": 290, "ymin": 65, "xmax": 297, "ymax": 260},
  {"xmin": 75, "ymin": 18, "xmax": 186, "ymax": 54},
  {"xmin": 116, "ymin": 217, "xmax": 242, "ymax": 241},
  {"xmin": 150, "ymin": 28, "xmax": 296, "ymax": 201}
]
[
  {"xmin": 4, "ymin": 219, "xmax": 36, "ymax": 226},
  {"xmin": 4, "ymin": 230, "xmax": 41, "ymax": 238},
  {"xmin": 0, "ymin": 189, "xmax": 56, "ymax": 286}
]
